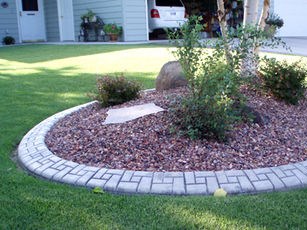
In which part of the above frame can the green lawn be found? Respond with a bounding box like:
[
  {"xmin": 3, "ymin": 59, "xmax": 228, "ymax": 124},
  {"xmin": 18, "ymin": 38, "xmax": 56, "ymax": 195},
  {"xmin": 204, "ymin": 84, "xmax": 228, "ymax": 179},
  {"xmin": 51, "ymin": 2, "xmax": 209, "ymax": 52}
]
[{"xmin": 0, "ymin": 44, "xmax": 307, "ymax": 229}]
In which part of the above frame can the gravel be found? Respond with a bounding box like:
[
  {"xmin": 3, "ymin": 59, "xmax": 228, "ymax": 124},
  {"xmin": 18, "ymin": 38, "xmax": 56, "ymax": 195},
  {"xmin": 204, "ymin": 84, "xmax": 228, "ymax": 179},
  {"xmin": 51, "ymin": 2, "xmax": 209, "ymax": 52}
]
[{"xmin": 45, "ymin": 87, "xmax": 307, "ymax": 172}]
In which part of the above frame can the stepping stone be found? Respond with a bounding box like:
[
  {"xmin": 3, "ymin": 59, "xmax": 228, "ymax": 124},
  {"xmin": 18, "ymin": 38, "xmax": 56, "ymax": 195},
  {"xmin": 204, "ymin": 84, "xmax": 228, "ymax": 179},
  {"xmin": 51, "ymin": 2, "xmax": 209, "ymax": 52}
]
[{"xmin": 103, "ymin": 103, "xmax": 165, "ymax": 125}]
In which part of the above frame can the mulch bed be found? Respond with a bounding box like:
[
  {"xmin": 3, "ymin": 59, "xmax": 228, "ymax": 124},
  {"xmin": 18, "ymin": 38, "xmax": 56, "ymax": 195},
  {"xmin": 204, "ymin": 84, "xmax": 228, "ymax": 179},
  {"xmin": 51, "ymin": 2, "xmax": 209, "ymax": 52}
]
[{"xmin": 45, "ymin": 87, "xmax": 307, "ymax": 172}]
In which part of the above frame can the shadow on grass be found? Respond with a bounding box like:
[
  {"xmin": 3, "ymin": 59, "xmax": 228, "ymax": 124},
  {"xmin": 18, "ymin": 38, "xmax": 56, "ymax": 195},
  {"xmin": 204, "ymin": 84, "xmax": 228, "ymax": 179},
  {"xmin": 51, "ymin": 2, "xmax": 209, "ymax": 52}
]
[
  {"xmin": 0, "ymin": 66, "xmax": 155, "ymax": 151},
  {"xmin": 0, "ymin": 44, "xmax": 166, "ymax": 64}
]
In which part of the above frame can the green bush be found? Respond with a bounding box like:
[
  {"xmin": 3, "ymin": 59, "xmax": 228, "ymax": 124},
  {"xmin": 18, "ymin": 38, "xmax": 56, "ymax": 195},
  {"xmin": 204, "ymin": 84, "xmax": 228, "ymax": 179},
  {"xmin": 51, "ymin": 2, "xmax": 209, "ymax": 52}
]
[
  {"xmin": 2, "ymin": 36, "xmax": 15, "ymax": 45},
  {"xmin": 168, "ymin": 15, "xmax": 205, "ymax": 96},
  {"xmin": 94, "ymin": 75, "xmax": 141, "ymax": 106},
  {"xmin": 260, "ymin": 58, "xmax": 306, "ymax": 105},
  {"xmin": 170, "ymin": 66, "xmax": 241, "ymax": 141},
  {"xmin": 170, "ymin": 94, "xmax": 235, "ymax": 141},
  {"xmin": 168, "ymin": 16, "xmax": 245, "ymax": 141}
]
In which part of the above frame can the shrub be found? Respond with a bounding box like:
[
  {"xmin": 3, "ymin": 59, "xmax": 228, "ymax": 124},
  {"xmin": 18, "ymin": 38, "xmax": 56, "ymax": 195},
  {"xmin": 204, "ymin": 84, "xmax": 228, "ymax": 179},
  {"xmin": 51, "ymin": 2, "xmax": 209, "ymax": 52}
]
[
  {"xmin": 260, "ymin": 58, "xmax": 306, "ymax": 105},
  {"xmin": 94, "ymin": 75, "xmax": 141, "ymax": 106},
  {"xmin": 167, "ymin": 16, "xmax": 290, "ymax": 141},
  {"xmin": 170, "ymin": 65, "xmax": 242, "ymax": 141},
  {"xmin": 2, "ymin": 36, "xmax": 15, "ymax": 45},
  {"xmin": 168, "ymin": 15, "xmax": 205, "ymax": 96},
  {"xmin": 170, "ymin": 94, "xmax": 235, "ymax": 141},
  {"xmin": 167, "ymin": 16, "xmax": 249, "ymax": 141}
]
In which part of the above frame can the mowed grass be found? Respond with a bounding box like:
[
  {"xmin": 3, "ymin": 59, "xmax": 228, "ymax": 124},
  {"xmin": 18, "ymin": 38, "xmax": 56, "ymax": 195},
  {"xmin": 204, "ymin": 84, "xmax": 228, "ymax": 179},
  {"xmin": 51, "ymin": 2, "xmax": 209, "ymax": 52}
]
[{"xmin": 0, "ymin": 44, "xmax": 307, "ymax": 229}]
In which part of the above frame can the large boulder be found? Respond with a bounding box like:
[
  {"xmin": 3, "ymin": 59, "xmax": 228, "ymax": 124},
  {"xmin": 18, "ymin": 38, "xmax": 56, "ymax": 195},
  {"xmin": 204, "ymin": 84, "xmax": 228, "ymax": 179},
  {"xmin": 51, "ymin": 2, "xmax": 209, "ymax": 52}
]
[{"xmin": 156, "ymin": 61, "xmax": 187, "ymax": 91}]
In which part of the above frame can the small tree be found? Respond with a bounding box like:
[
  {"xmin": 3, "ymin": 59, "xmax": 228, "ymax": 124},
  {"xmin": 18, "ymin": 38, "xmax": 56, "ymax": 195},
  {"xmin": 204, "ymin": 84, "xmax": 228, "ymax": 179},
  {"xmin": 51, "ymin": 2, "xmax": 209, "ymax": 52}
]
[
  {"xmin": 168, "ymin": 15, "xmax": 205, "ymax": 96},
  {"xmin": 216, "ymin": 0, "xmax": 285, "ymax": 79},
  {"xmin": 168, "ymin": 16, "xmax": 244, "ymax": 141}
]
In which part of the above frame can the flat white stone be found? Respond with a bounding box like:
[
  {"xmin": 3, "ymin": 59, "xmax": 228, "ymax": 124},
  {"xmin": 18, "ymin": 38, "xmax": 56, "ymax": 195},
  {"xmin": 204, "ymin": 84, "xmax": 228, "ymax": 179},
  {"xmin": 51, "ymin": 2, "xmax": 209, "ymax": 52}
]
[{"xmin": 103, "ymin": 103, "xmax": 165, "ymax": 125}]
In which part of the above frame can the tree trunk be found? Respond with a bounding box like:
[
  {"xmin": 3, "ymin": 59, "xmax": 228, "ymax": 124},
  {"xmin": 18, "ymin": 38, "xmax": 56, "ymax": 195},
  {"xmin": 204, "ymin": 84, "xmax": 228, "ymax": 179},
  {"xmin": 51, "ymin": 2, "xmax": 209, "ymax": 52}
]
[
  {"xmin": 255, "ymin": 0, "xmax": 270, "ymax": 55},
  {"xmin": 258, "ymin": 0, "xmax": 270, "ymax": 30},
  {"xmin": 243, "ymin": 0, "xmax": 260, "ymax": 26},
  {"xmin": 241, "ymin": 0, "xmax": 260, "ymax": 78},
  {"xmin": 216, "ymin": 0, "xmax": 232, "ymax": 66},
  {"xmin": 216, "ymin": 0, "xmax": 228, "ymax": 37}
]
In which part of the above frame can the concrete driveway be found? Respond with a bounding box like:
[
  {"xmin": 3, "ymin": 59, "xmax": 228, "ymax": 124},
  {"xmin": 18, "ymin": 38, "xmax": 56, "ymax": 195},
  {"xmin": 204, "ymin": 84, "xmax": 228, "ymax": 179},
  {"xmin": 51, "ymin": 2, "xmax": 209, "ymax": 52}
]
[{"xmin": 261, "ymin": 37, "xmax": 307, "ymax": 56}]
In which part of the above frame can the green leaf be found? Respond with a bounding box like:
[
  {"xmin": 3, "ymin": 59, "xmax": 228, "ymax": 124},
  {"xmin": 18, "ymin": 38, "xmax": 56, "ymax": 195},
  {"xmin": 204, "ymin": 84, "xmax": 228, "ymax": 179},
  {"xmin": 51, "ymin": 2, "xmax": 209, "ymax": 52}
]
[{"xmin": 92, "ymin": 187, "xmax": 104, "ymax": 194}]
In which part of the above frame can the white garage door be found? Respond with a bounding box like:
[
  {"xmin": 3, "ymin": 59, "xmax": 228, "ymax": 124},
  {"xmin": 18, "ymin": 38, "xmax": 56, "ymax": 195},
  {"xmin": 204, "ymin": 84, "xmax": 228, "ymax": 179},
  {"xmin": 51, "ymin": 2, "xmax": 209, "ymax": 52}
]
[{"xmin": 274, "ymin": 0, "xmax": 307, "ymax": 37}]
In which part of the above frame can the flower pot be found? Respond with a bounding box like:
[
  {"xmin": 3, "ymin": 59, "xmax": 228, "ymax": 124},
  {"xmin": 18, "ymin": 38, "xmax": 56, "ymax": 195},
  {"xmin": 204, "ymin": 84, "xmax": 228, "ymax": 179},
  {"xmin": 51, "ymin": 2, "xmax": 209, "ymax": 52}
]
[{"xmin": 108, "ymin": 34, "xmax": 118, "ymax": 42}]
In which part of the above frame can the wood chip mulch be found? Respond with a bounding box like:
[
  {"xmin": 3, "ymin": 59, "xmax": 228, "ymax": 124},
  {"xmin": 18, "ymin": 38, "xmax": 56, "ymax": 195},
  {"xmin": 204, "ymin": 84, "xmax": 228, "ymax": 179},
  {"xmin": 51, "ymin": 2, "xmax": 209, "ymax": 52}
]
[{"xmin": 45, "ymin": 87, "xmax": 307, "ymax": 172}]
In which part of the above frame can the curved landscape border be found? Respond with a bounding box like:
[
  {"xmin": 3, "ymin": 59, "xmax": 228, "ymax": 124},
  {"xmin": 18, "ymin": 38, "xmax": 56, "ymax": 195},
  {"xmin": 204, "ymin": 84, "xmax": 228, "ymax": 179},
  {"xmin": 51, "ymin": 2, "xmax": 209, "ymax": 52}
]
[{"xmin": 18, "ymin": 101, "xmax": 307, "ymax": 195}]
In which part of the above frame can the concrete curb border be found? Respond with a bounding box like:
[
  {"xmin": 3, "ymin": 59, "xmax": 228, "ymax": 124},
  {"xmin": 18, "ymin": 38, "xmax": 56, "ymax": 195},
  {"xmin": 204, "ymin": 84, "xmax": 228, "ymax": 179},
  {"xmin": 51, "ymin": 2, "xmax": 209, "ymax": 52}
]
[{"xmin": 18, "ymin": 101, "xmax": 307, "ymax": 195}]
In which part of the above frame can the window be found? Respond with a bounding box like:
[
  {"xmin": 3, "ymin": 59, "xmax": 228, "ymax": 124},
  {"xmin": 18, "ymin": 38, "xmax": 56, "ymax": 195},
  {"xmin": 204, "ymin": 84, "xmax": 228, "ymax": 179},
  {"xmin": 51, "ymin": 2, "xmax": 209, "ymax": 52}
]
[
  {"xmin": 22, "ymin": 0, "xmax": 38, "ymax": 11},
  {"xmin": 156, "ymin": 0, "xmax": 183, "ymax": 7}
]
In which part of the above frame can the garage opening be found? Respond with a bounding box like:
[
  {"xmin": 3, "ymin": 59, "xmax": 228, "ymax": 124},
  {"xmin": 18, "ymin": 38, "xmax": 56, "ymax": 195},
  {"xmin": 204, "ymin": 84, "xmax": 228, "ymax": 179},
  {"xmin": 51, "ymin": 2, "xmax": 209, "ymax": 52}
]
[{"xmin": 148, "ymin": 0, "xmax": 244, "ymax": 40}]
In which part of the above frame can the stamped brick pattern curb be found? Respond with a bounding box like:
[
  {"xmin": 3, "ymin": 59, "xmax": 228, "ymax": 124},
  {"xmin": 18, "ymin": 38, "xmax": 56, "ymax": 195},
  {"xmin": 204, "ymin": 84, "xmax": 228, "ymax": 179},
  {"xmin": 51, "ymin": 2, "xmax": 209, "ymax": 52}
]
[{"xmin": 18, "ymin": 101, "xmax": 307, "ymax": 195}]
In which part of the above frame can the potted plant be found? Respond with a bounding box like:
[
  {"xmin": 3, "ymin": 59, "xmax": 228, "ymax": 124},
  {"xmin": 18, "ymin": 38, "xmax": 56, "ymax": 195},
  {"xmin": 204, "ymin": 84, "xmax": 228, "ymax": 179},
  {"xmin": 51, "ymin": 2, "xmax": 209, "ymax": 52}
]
[
  {"xmin": 81, "ymin": 9, "xmax": 97, "ymax": 23},
  {"xmin": 2, "ymin": 36, "xmax": 15, "ymax": 45},
  {"xmin": 103, "ymin": 23, "xmax": 122, "ymax": 41},
  {"xmin": 265, "ymin": 13, "xmax": 284, "ymax": 37}
]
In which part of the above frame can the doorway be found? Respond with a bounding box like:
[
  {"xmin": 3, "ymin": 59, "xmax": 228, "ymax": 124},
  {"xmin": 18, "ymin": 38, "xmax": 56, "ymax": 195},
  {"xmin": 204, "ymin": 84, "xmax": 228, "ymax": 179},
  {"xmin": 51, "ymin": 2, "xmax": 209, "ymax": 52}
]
[
  {"xmin": 17, "ymin": 0, "xmax": 46, "ymax": 42},
  {"xmin": 57, "ymin": 0, "xmax": 75, "ymax": 41}
]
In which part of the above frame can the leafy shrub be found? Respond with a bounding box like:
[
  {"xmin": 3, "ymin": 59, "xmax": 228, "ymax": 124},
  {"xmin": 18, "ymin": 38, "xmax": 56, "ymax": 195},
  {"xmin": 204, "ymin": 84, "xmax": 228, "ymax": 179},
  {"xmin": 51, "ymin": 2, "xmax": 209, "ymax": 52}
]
[
  {"xmin": 167, "ymin": 16, "xmax": 291, "ymax": 141},
  {"xmin": 170, "ymin": 65, "xmax": 242, "ymax": 141},
  {"xmin": 168, "ymin": 16, "xmax": 245, "ymax": 141},
  {"xmin": 2, "ymin": 36, "xmax": 15, "ymax": 45},
  {"xmin": 170, "ymin": 94, "xmax": 236, "ymax": 141},
  {"xmin": 168, "ymin": 15, "xmax": 205, "ymax": 96},
  {"xmin": 260, "ymin": 58, "xmax": 306, "ymax": 105},
  {"xmin": 94, "ymin": 75, "xmax": 141, "ymax": 106}
]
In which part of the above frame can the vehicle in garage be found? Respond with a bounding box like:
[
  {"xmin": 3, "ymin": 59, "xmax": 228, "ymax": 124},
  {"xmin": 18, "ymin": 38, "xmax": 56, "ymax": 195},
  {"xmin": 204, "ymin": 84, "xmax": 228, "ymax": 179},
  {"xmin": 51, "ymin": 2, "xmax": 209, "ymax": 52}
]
[{"xmin": 147, "ymin": 0, "xmax": 188, "ymax": 37}]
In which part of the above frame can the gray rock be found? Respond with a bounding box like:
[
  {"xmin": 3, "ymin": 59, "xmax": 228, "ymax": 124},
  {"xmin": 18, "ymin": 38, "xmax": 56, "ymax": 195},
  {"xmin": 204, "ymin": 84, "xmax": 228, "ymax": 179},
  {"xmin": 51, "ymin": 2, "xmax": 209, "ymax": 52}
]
[
  {"xmin": 156, "ymin": 61, "xmax": 187, "ymax": 91},
  {"xmin": 103, "ymin": 103, "xmax": 164, "ymax": 124}
]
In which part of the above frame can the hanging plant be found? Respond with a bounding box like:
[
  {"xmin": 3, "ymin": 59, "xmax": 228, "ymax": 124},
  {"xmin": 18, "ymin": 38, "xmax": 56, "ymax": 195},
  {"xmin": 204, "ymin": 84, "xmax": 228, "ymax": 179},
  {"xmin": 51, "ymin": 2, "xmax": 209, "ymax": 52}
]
[{"xmin": 265, "ymin": 13, "xmax": 284, "ymax": 28}]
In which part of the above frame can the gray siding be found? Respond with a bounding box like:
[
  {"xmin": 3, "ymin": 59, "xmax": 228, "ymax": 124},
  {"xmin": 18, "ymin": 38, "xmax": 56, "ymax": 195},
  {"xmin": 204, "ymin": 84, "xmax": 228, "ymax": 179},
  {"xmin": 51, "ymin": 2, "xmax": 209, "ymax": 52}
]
[
  {"xmin": 0, "ymin": 0, "xmax": 19, "ymax": 44},
  {"xmin": 270, "ymin": 0, "xmax": 275, "ymax": 14},
  {"xmin": 44, "ymin": 0, "xmax": 60, "ymax": 42},
  {"xmin": 73, "ymin": 0, "xmax": 123, "ymax": 41},
  {"xmin": 123, "ymin": 0, "xmax": 148, "ymax": 41}
]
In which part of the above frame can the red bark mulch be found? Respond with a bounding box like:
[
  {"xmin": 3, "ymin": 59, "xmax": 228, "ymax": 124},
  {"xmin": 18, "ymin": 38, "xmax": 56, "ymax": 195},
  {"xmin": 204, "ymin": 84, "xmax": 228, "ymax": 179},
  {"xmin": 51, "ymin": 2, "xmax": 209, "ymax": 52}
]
[{"xmin": 45, "ymin": 87, "xmax": 307, "ymax": 172}]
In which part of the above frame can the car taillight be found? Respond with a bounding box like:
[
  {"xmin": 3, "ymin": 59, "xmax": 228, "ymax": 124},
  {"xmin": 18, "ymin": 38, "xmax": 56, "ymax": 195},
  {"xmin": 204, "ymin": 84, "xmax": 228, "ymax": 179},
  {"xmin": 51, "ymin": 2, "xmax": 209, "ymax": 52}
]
[{"xmin": 151, "ymin": 9, "xmax": 160, "ymax": 18}]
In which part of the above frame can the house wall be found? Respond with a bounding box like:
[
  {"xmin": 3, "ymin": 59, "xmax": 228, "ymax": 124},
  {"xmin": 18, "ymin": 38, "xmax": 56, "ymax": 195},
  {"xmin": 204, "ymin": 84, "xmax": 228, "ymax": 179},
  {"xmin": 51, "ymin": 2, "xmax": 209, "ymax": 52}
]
[
  {"xmin": 44, "ymin": 0, "xmax": 60, "ymax": 42},
  {"xmin": 273, "ymin": 0, "xmax": 307, "ymax": 37},
  {"xmin": 270, "ymin": 0, "xmax": 275, "ymax": 13},
  {"xmin": 0, "ymin": 0, "xmax": 19, "ymax": 44},
  {"xmin": 73, "ymin": 0, "xmax": 124, "ymax": 41},
  {"xmin": 122, "ymin": 0, "xmax": 148, "ymax": 41}
]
